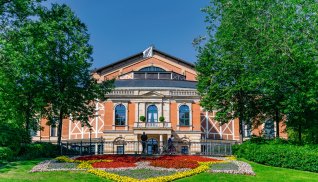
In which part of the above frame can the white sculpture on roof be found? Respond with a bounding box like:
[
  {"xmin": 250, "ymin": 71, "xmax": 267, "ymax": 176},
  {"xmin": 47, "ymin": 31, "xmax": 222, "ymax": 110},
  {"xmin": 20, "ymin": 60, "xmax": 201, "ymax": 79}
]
[{"xmin": 143, "ymin": 46, "xmax": 153, "ymax": 58}]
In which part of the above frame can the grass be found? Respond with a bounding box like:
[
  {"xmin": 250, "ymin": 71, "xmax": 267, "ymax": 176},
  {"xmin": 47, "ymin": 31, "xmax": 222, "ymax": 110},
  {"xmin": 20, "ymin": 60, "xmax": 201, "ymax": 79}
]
[
  {"xmin": 111, "ymin": 169, "xmax": 176, "ymax": 179},
  {"xmin": 0, "ymin": 158, "xmax": 318, "ymax": 182},
  {"xmin": 0, "ymin": 159, "xmax": 109, "ymax": 182},
  {"xmin": 177, "ymin": 160, "xmax": 318, "ymax": 182}
]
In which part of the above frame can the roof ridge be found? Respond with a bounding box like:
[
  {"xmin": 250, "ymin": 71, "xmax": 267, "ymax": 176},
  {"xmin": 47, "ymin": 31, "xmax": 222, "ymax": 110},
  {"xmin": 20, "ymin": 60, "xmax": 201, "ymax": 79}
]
[{"xmin": 93, "ymin": 48, "xmax": 195, "ymax": 73}]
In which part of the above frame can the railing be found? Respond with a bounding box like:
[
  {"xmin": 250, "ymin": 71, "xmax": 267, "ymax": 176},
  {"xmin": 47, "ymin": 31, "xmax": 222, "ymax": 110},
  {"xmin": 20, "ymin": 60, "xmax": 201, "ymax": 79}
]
[
  {"xmin": 60, "ymin": 140, "xmax": 233, "ymax": 156},
  {"xmin": 108, "ymin": 90, "xmax": 134, "ymax": 95},
  {"xmin": 106, "ymin": 89, "xmax": 199, "ymax": 96},
  {"xmin": 170, "ymin": 90, "xmax": 198, "ymax": 96},
  {"xmin": 134, "ymin": 122, "xmax": 171, "ymax": 128}
]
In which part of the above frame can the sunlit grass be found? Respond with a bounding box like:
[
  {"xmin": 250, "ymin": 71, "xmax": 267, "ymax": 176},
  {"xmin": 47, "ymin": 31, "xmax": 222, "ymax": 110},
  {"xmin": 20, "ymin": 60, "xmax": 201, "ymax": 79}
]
[{"xmin": 0, "ymin": 158, "xmax": 318, "ymax": 182}]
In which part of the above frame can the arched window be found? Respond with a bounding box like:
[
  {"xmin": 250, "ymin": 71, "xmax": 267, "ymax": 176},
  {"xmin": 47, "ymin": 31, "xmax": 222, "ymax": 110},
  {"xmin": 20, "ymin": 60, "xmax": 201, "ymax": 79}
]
[
  {"xmin": 138, "ymin": 66, "xmax": 166, "ymax": 72},
  {"xmin": 179, "ymin": 105, "xmax": 190, "ymax": 126},
  {"xmin": 115, "ymin": 104, "xmax": 126, "ymax": 126},
  {"xmin": 147, "ymin": 105, "xmax": 158, "ymax": 123}
]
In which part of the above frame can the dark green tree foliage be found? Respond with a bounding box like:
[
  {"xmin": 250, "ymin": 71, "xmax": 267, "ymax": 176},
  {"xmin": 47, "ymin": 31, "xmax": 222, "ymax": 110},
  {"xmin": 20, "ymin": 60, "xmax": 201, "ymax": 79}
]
[
  {"xmin": 0, "ymin": 1, "xmax": 114, "ymax": 147},
  {"xmin": 0, "ymin": 0, "xmax": 45, "ymax": 141},
  {"xmin": 196, "ymin": 0, "xmax": 318, "ymax": 143},
  {"xmin": 196, "ymin": 1, "xmax": 264, "ymax": 142},
  {"xmin": 37, "ymin": 4, "xmax": 113, "ymax": 145}
]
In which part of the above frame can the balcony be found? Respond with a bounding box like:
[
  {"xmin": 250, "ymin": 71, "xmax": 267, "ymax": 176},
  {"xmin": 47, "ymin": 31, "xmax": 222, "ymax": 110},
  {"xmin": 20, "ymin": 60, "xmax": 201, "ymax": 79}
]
[{"xmin": 134, "ymin": 122, "xmax": 171, "ymax": 128}]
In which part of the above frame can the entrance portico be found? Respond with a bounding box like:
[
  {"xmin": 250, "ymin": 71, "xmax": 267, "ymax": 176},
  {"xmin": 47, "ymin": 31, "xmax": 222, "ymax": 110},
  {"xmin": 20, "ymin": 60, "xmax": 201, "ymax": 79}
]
[{"xmin": 134, "ymin": 128, "xmax": 171, "ymax": 153}]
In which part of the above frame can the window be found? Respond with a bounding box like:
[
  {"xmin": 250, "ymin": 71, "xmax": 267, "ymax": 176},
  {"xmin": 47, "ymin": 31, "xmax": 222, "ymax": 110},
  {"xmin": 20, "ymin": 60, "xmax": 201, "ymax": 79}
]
[
  {"xmin": 115, "ymin": 104, "xmax": 126, "ymax": 126},
  {"xmin": 147, "ymin": 105, "xmax": 158, "ymax": 122},
  {"xmin": 179, "ymin": 105, "xmax": 190, "ymax": 126},
  {"xmin": 263, "ymin": 119, "xmax": 275, "ymax": 139},
  {"xmin": 242, "ymin": 121, "xmax": 251, "ymax": 138},
  {"xmin": 117, "ymin": 146, "xmax": 124, "ymax": 154},
  {"xmin": 138, "ymin": 66, "xmax": 166, "ymax": 72},
  {"xmin": 50, "ymin": 125, "xmax": 57, "ymax": 137},
  {"xmin": 181, "ymin": 146, "xmax": 189, "ymax": 154}
]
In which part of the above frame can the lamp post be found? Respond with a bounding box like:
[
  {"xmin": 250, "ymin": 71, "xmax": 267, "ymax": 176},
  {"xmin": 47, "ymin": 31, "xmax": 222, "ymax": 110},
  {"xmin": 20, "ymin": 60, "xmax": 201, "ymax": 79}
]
[{"xmin": 89, "ymin": 128, "xmax": 92, "ymax": 155}]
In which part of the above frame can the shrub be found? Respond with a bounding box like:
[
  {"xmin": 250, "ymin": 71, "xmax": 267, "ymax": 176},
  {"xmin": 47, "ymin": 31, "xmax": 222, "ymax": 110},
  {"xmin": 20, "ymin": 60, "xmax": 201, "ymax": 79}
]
[
  {"xmin": 159, "ymin": 116, "xmax": 165, "ymax": 122},
  {"xmin": 0, "ymin": 122, "xmax": 30, "ymax": 155},
  {"xmin": 0, "ymin": 147, "xmax": 13, "ymax": 161},
  {"xmin": 233, "ymin": 139, "xmax": 318, "ymax": 172},
  {"xmin": 18, "ymin": 142, "xmax": 59, "ymax": 159},
  {"xmin": 139, "ymin": 116, "xmax": 146, "ymax": 122}
]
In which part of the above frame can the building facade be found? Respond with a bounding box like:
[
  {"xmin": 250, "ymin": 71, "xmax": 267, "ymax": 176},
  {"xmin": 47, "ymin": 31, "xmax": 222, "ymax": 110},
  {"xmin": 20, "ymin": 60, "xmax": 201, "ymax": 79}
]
[{"xmin": 33, "ymin": 48, "xmax": 287, "ymax": 154}]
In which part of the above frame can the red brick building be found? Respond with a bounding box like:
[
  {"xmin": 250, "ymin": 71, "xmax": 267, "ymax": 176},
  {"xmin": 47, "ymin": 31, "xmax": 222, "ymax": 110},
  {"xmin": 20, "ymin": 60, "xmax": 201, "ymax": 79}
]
[{"xmin": 33, "ymin": 47, "xmax": 287, "ymax": 154}]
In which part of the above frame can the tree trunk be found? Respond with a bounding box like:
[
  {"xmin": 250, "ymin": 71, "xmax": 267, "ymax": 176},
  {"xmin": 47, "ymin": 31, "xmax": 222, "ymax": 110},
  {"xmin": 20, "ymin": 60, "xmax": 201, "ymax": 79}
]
[
  {"xmin": 275, "ymin": 109, "xmax": 280, "ymax": 138},
  {"xmin": 298, "ymin": 124, "xmax": 302, "ymax": 144},
  {"xmin": 57, "ymin": 110, "xmax": 63, "ymax": 146},
  {"xmin": 238, "ymin": 116, "xmax": 244, "ymax": 143}
]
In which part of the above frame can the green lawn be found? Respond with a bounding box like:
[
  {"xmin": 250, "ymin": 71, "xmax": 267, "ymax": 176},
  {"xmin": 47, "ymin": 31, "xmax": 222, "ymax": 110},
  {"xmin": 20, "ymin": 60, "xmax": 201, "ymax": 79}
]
[
  {"xmin": 0, "ymin": 159, "xmax": 109, "ymax": 182},
  {"xmin": 178, "ymin": 160, "xmax": 318, "ymax": 182},
  {"xmin": 0, "ymin": 159, "xmax": 317, "ymax": 182}
]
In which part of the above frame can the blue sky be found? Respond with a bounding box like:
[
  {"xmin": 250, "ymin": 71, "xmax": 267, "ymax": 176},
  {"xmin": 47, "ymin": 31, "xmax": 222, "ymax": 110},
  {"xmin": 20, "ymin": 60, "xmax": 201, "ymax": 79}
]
[{"xmin": 43, "ymin": 0, "xmax": 209, "ymax": 69}]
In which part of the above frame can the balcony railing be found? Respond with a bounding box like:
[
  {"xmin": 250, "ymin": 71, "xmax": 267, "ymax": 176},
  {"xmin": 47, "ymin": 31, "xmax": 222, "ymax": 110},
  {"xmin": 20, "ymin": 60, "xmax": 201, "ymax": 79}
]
[{"xmin": 134, "ymin": 122, "xmax": 171, "ymax": 128}]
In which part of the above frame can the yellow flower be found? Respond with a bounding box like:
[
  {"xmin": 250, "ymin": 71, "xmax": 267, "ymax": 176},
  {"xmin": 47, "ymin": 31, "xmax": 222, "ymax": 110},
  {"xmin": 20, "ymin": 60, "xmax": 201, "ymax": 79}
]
[
  {"xmin": 225, "ymin": 156, "xmax": 237, "ymax": 161},
  {"xmin": 77, "ymin": 161, "xmax": 93, "ymax": 169},
  {"xmin": 55, "ymin": 156, "xmax": 75, "ymax": 163}
]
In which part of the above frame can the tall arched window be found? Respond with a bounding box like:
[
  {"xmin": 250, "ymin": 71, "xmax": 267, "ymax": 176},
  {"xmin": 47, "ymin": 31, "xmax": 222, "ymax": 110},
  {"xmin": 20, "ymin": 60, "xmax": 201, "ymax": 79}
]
[
  {"xmin": 179, "ymin": 105, "xmax": 190, "ymax": 126},
  {"xmin": 147, "ymin": 105, "xmax": 158, "ymax": 123},
  {"xmin": 115, "ymin": 104, "xmax": 126, "ymax": 126}
]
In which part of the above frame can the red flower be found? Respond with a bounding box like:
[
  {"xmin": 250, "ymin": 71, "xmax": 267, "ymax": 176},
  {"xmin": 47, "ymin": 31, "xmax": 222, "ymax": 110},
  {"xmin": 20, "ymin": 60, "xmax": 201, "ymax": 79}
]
[
  {"xmin": 92, "ymin": 161, "xmax": 136, "ymax": 168},
  {"xmin": 150, "ymin": 160, "xmax": 199, "ymax": 169},
  {"xmin": 75, "ymin": 154, "xmax": 222, "ymax": 169}
]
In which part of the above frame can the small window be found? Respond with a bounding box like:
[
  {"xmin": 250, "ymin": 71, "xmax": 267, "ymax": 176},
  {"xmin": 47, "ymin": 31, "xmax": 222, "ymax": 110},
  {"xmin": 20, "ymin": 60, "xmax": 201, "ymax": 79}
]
[
  {"xmin": 117, "ymin": 146, "xmax": 124, "ymax": 154},
  {"xmin": 159, "ymin": 73, "xmax": 171, "ymax": 79},
  {"xmin": 242, "ymin": 121, "xmax": 251, "ymax": 138},
  {"xmin": 179, "ymin": 105, "xmax": 190, "ymax": 126},
  {"xmin": 50, "ymin": 125, "xmax": 57, "ymax": 137},
  {"xmin": 263, "ymin": 119, "xmax": 275, "ymax": 139},
  {"xmin": 146, "ymin": 73, "xmax": 158, "ymax": 79},
  {"xmin": 115, "ymin": 104, "xmax": 126, "ymax": 126},
  {"xmin": 181, "ymin": 146, "xmax": 189, "ymax": 154},
  {"xmin": 134, "ymin": 73, "xmax": 146, "ymax": 79}
]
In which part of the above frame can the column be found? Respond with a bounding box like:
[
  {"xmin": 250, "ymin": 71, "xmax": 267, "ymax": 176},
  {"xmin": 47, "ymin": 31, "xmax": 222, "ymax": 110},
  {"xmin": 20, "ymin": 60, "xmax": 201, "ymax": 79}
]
[{"xmin": 159, "ymin": 134, "xmax": 163, "ymax": 153}]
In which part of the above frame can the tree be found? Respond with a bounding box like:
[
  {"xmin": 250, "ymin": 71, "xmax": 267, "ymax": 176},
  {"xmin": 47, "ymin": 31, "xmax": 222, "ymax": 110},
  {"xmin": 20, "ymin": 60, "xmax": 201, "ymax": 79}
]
[
  {"xmin": 37, "ymin": 4, "xmax": 113, "ymax": 145},
  {"xmin": 196, "ymin": 1, "xmax": 264, "ymax": 142},
  {"xmin": 196, "ymin": 0, "xmax": 318, "ymax": 143},
  {"xmin": 0, "ymin": 0, "xmax": 46, "ymax": 140}
]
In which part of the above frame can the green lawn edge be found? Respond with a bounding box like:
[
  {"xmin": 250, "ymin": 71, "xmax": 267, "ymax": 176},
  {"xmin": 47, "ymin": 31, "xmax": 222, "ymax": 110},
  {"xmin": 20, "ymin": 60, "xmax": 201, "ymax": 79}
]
[
  {"xmin": 177, "ymin": 159, "xmax": 318, "ymax": 182},
  {"xmin": 0, "ymin": 158, "xmax": 318, "ymax": 182}
]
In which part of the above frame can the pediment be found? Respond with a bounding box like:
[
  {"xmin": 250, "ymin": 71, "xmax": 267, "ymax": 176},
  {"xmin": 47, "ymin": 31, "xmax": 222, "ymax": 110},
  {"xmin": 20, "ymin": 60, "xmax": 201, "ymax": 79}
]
[
  {"xmin": 94, "ymin": 49, "xmax": 196, "ymax": 80},
  {"xmin": 140, "ymin": 91, "xmax": 164, "ymax": 97}
]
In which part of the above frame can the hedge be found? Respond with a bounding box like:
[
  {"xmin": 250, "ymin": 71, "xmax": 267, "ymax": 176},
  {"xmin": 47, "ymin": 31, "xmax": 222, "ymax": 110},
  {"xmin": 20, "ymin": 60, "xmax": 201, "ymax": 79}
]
[
  {"xmin": 18, "ymin": 142, "xmax": 60, "ymax": 159},
  {"xmin": 0, "ymin": 147, "xmax": 14, "ymax": 161},
  {"xmin": 233, "ymin": 139, "xmax": 318, "ymax": 172}
]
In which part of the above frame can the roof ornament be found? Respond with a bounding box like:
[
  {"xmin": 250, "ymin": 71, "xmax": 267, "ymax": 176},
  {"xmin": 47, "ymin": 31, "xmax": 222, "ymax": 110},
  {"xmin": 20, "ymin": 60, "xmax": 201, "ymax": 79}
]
[{"xmin": 143, "ymin": 45, "xmax": 154, "ymax": 58}]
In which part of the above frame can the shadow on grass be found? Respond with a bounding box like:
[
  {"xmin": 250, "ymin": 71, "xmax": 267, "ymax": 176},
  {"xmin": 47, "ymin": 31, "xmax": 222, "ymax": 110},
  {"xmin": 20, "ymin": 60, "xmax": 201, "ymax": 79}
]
[{"xmin": 0, "ymin": 159, "xmax": 42, "ymax": 173}]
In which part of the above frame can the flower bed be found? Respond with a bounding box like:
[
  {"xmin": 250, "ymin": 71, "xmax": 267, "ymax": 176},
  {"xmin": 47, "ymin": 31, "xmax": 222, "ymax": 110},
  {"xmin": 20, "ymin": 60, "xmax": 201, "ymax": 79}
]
[
  {"xmin": 30, "ymin": 155, "xmax": 255, "ymax": 181},
  {"xmin": 150, "ymin": 160, "xmax": 199, "ymax": 169},
  {"xmin": 92, "ymin": 161, "xmax": 136, "ymax": 168}
]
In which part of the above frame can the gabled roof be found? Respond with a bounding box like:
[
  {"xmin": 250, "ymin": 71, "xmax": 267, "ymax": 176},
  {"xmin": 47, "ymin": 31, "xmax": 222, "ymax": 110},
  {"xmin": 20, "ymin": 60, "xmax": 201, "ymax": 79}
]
[{"xmin": 93, "ymin": 48, "xmax": 195, "ymax": 74}]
